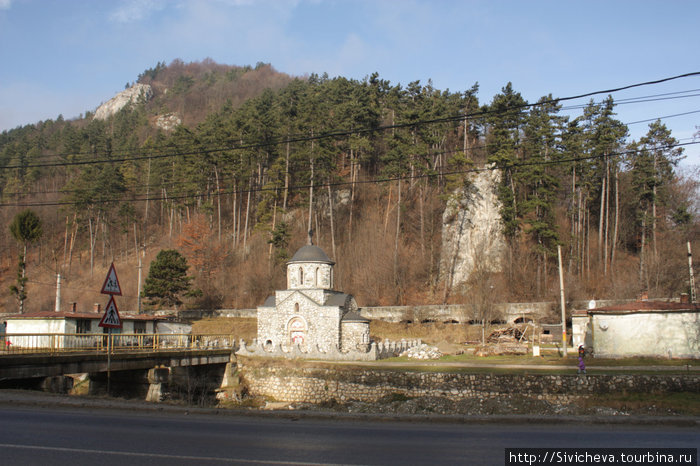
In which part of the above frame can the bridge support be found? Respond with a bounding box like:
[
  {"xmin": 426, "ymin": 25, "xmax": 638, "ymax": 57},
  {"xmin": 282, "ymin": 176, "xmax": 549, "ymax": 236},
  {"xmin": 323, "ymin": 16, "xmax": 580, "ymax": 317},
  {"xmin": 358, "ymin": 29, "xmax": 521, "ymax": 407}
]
[
  {"xmin": 41, "ymin": 375, "xmax": 73, "ymax": 394},
  {"xmin": 146, "ymin": 366, "xmax": 171, "ymax": 402},
  {"xmin": 215, "ymin": 360, "xmax": 245, "ymax": 402}
]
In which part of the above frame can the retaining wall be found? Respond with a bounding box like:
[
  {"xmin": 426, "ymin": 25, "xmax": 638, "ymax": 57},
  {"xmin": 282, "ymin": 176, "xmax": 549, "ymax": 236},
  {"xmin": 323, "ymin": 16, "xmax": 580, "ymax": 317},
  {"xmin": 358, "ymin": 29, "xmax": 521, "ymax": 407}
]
[
  {"xmin": 164, "ymin": 299, "xmax": 635, "ymax": 323},
  {"xmin": 238, "ymin": 362, "xmax": 699, "ymax": 405}
]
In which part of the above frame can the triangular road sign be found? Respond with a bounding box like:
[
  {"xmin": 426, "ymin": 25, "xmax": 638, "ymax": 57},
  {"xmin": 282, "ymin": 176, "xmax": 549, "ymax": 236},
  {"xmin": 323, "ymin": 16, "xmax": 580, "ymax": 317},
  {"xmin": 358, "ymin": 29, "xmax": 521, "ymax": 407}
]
[
  {"xmin": 99, "ymin": 296, "xmax": 122, "ymax": 329},
  {"xmin": 101, "ymin": 263, "xmax": 122, "ymax": 296}
]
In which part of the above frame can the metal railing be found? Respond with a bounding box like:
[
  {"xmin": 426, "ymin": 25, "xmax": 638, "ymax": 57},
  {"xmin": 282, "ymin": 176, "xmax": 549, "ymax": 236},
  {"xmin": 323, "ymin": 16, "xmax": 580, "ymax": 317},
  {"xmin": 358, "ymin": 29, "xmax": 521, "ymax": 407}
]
[{"xmin": 0, "ymin": 333, "xmax": 235, "ymax": 355}]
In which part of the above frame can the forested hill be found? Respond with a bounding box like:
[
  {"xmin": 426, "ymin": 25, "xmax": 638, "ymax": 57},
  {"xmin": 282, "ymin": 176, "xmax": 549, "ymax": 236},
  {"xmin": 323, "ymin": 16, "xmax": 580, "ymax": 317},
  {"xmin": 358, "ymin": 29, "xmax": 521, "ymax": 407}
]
[{"xmin": 0, "ymin": 59, "xmax": 697, "ymax": 315}]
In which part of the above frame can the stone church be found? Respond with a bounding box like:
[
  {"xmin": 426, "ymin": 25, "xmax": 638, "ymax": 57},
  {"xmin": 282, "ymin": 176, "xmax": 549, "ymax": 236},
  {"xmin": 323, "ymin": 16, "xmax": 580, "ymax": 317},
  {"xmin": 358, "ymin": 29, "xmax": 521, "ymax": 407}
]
[{"xmin": 254, "ymin": 241, "xmax": 371, "ymax": 356}]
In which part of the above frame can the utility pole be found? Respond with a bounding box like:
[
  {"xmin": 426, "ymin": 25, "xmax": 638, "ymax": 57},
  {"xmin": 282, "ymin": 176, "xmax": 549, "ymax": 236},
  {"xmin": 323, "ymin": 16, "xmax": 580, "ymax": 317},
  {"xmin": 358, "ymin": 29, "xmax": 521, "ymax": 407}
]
[
  {"xmin": 557, "ymin": 245, "xmax": 568, "ymax": 357},
  {"xmin": 55, "ymin": 273, "xmax": 61, "ymax": 312},
  {"xmin": 689, "ymin": 241, "xmax": 697, "ymax": 304},
  {"xmin": 137, "ymin": 248, "xmax": 143, "ymax": 313}
]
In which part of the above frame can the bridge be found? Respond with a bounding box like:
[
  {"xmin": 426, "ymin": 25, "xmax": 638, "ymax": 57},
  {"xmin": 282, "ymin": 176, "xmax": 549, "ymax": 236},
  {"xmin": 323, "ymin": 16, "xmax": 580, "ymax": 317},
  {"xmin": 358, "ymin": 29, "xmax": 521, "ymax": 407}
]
[{"xmin": 0, "ymin": 333, "xmax": 237, "ymax": 400}]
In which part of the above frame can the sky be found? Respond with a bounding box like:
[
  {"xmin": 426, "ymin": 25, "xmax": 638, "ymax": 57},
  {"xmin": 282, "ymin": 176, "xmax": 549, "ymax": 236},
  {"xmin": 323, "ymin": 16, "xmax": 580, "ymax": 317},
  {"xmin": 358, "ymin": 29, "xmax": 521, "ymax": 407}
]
[{"xmin": 1, "ymin": 0, "xmax": 699, "ymax": 167}]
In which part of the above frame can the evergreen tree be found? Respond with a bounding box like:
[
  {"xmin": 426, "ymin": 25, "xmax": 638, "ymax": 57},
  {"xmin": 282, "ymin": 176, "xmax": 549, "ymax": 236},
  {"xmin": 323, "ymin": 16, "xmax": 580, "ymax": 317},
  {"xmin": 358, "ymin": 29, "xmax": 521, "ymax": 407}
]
[
  {"xmin": 521, "ymin": 96, "xmax": 566, "ymax": 293},
  {"xmin": 143, "ymin": 249, "xmax": 196, "ymax": 308},
  {"xmin": 9, "ymin": 209, "xmax": 43, "ymax": 313},
  {"xmin": 485, "ymin": 82, "xmax": 527, "ymax": 240}
]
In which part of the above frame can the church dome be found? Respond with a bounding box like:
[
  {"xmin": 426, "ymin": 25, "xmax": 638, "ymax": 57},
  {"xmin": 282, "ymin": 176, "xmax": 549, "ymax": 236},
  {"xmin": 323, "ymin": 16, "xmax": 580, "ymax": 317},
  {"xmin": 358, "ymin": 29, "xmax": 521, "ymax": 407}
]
[{"xmin": 288, "ymin": 245, "xmax": 334, "ymax": 264}]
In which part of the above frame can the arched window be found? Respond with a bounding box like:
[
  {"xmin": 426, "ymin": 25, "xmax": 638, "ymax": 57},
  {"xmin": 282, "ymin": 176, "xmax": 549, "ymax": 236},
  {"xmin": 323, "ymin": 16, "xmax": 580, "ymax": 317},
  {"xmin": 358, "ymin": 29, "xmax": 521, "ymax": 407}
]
[
  {"xmin": 295, "ymin": 303, "xmax": 299, "ymax": 312},
  {"xmin": 298, "ymin": 267, "xmax": 304, "ymax": 286},
  {"xmin": 315, "ymin": 267, "xmax": 319, "ymax": 287}
]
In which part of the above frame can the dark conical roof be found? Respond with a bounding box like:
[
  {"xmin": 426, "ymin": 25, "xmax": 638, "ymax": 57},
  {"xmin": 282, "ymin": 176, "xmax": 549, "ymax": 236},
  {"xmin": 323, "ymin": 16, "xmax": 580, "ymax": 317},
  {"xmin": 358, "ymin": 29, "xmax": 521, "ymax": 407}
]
[{"xmin": 288, "ymin": 245, "xmax": 334, "ymax": 264}]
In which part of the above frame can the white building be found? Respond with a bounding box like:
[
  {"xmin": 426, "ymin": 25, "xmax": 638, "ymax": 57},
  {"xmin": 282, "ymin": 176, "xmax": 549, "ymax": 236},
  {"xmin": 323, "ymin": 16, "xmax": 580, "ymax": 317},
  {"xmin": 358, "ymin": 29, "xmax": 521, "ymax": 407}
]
[
  {"xmin": 572, "ymin": 300, "xmax": 700, "ymax": 359},
  {"xmin": 255, "ymin": 243, "xmax": 371, "ymax": 356},
  {"xmin": 3, "ymin": 305, "xmax": 159, "ymax": 350}
]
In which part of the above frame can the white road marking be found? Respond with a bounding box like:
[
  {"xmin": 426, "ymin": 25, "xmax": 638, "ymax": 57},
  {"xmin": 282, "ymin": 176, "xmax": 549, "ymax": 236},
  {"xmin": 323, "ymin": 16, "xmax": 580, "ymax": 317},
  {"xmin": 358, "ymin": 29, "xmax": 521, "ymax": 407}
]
[{"xmin": 0, "ymin": 443, "xmax": 363, "ymax": 465}]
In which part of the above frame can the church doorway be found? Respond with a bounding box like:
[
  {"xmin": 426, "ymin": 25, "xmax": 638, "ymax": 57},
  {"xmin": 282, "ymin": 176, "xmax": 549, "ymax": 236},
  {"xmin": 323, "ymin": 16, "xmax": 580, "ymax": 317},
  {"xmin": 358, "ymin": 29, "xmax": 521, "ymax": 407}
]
[{"xmin": 288, "ymin": 317, "xmax": 307, "ymax": 346}]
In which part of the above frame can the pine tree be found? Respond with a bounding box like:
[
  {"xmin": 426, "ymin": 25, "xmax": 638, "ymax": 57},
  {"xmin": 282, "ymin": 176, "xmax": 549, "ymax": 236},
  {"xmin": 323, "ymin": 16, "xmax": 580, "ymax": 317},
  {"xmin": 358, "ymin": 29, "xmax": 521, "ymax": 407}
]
[
  {"xmin": 9, "ymin": 209, "xmax": 43, "ymax": 313},
  {"xmin": 143, "ymin": 249, "xmax": 196, "ymax": 308},
  {"xmin": 485, "ymin": 83, "xmax": 527, "ymax": 240}
]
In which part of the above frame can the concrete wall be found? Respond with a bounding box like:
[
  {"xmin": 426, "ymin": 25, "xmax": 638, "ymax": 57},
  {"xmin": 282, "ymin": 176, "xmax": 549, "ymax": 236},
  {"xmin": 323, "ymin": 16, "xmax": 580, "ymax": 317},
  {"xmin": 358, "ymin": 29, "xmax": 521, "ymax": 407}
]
[
  {"xmin": 5, "ymin": 319, "xmax": 67, "ymax": 348},
  {"xmin": 6, "ymin": 318, "xmax": 66, "ymax": 334},
  {"xmin": 170, "ymin": 299, "xmax": 634, "ymax": 324},
  {"xmin": 590, "ymin": 312, "xmax": 700, "ymax": 359},
  {"xmin": 239, "ymin": 363, "xmax": 699, "ymax": 405}
]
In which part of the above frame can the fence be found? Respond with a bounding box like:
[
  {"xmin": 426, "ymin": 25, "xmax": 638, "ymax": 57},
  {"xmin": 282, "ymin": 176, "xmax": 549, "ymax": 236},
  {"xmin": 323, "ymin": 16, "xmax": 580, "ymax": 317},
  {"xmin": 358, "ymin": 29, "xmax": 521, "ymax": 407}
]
[{"xmin": 0, "ymin": 333, "xmax": 235, "ymax": 355}]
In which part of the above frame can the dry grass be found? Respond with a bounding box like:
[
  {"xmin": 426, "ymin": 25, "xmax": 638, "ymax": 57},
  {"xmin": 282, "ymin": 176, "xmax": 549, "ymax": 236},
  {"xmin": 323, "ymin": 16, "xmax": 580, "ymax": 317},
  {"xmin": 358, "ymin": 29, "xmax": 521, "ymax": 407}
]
[
  {"xmin": 188, "ymin": 317, "xmax": 482, "ymax": 347},
  {"xmin": 370, "ymin": 320, "xmax": 483, "ymax": 345},
  {"xmin": 191, "ymin": 317, "xmax": 257, "ymax": 340}
]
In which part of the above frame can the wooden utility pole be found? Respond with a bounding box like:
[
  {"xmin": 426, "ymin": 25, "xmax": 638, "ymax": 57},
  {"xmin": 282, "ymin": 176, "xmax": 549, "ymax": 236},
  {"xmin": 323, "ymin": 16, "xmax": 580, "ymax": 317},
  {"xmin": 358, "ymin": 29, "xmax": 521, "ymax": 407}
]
[{"xmin": 557, "ymin": 245, "xmax": 568, "ymax": 357}]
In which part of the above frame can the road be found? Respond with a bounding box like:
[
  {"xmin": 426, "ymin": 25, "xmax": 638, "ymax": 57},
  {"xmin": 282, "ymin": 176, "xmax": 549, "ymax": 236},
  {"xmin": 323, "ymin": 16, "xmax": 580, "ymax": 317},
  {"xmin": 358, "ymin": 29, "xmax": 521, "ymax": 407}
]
[{"xmin": 0, "ymin": 404, "xmax": 697, "ymax": 465}]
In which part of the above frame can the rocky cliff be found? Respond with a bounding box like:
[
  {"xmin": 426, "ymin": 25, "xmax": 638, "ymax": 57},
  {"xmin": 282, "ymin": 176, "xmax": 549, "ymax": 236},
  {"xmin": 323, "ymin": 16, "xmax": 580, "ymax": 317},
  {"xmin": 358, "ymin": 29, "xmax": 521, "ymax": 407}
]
[
  {"xmin": 94, "ymin": 83, "xmax": 153, "ymax": 120},
  {"xmin": 440, "ymin": 168, "xmax": 505, "ymax": 290}
]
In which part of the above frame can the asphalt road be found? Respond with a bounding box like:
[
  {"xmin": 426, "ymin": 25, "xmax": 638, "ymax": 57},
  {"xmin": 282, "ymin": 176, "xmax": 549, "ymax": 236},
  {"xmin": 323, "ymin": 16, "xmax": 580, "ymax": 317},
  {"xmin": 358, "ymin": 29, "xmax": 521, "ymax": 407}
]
[{"xmin": 0, "ymin": 404, "xmax": 698, "ymax": 466}]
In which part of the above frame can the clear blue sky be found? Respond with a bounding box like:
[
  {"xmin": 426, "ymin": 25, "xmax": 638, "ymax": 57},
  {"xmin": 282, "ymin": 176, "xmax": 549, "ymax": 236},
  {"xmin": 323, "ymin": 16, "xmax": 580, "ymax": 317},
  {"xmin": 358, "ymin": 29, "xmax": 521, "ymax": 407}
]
[{"xmin": 1, "ymin": 0, "xmax": 699, "ymax": 167}]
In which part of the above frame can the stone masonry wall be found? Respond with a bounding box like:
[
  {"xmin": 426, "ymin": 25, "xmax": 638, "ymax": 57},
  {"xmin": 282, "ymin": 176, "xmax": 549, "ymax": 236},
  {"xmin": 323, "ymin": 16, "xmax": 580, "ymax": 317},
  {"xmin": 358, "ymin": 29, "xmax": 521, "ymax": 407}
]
[{"xmin": 239, "ymin": 363, "xmax": 700, "ymax": 405}]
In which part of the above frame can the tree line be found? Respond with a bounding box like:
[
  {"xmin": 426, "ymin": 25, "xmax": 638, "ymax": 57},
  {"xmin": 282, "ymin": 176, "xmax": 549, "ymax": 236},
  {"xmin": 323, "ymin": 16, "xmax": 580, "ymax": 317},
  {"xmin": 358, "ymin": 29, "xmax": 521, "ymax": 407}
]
[{"xmin": 0, "ymin": 60, "xmax": 696, "ymax": 312}]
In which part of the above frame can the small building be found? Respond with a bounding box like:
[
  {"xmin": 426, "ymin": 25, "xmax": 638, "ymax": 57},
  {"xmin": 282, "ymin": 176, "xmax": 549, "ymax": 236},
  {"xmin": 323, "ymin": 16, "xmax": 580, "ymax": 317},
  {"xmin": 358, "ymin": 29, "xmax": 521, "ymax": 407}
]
[
  {"xmin": 572, "ymin": 300, "xmax": 700, "ymax": 359},
  {"xmin": 256, "ymin": 242, "xmax": 370, "ymax": 353},
  {"xmin": 238, "ymin": 240, "xmax": 420, "ymax": 360},
  {"xmin": 3, "ymin": 305, "xmax": 159, "ymax": 350}
]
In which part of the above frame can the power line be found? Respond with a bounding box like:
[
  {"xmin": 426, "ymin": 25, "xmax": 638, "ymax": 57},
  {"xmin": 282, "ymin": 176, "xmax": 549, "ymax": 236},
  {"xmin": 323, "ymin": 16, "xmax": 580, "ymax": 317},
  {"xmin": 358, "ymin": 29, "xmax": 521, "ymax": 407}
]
[
  {"xmin": 2, "ymin": 105, "xmax": 697, "ymax": 199},
  {"xmin": 1, "ymin": 72, "xmax": 698, "ymax": 171},
  {"xmin": 625, "ymin": 109, "xmax": 700, "ymax": 126},
  {"xmin": 2, "ymin": 140, "xmax": 697, "ymax": 208}
]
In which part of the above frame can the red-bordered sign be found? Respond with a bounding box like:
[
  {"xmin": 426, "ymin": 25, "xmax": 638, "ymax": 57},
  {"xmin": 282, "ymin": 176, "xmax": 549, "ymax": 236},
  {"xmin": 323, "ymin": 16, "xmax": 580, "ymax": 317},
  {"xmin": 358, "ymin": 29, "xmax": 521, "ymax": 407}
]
[
  {"xmin": 98, "ymin": 296, "xmax": 122, "ymax": 329},
  {"xmin": 101, "ymin": 263, "xmax": 122, "ymax": 296}
]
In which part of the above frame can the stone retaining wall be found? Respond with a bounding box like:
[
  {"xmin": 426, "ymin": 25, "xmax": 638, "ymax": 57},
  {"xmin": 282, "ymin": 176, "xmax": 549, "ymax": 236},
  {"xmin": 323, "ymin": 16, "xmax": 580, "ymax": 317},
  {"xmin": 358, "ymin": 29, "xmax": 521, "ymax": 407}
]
[
  {"xmin": 160, "ymin": 299, "xmax": 638, "ymax": 324},
  {"xmin": 239, "ymin": 363, "xmax": 699, "ymax": 405}
]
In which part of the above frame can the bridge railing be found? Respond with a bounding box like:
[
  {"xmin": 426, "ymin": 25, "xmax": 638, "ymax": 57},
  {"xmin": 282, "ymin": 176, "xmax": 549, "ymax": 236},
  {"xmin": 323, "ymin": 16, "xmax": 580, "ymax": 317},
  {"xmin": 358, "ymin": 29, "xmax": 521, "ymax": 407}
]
[{"xmin": 0, "ymin": 333, "xmax": 235, "ymax": 355}]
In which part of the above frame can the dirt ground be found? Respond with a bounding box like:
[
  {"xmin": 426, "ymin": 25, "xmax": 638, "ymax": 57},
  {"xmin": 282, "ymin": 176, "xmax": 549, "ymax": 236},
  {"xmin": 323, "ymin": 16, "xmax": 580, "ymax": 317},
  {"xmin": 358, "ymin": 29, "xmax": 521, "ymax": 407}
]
[{"xmin": 191, "ymin": 317, "xmax": 483, "ymax": 353}]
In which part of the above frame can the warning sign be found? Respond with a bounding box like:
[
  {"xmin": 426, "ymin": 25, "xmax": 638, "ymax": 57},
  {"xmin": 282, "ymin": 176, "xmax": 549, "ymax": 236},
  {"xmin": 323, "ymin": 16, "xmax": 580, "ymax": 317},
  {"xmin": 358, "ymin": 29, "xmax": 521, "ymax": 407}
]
[
  {"xmin": 98, "ymin": 296, "xmax": 122, "ymax": 329},
  {"xmin": 101, "ymin": 263, "xmax": 122, "ymax": 296}
]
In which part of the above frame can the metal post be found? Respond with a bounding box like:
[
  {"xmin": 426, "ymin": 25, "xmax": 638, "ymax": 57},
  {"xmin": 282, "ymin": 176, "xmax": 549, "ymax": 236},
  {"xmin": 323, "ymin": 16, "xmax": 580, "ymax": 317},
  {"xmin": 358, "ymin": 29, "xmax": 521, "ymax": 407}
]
[
  {"xmin": 107, "ymin": 328, "xmax": 111, "ymax": 396},
  {"xmin": 557, "ymin": 245, "xmax": 568, "ymax": 357}
]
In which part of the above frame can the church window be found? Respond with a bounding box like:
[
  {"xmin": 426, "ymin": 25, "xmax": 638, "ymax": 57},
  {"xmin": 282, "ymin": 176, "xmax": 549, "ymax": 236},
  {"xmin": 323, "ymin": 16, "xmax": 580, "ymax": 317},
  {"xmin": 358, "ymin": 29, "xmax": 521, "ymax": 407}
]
[
  {"xmin": 298, "ymin": 267, "xmax": 304, "ymax": 286},
  {"xmin": 295, "ymin": 303, "xmax": 299, "ymax": 312},
  {"xmin": 315, "ymin": 267, "xmax": 319, "ymax": 287}
]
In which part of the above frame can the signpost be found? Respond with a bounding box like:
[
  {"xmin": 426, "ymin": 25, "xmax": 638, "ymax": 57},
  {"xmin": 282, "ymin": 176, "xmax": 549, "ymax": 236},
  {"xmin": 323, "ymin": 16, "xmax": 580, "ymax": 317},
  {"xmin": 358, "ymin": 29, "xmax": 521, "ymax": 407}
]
[{"xmin": 99, "ymin": 263, "xmax": 123, "ymax": 395}]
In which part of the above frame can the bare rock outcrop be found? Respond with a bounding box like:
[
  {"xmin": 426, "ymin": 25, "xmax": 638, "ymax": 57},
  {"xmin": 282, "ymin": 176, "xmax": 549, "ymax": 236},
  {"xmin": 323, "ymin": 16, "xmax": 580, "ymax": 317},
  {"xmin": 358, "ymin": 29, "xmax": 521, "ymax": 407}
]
[
  {"xmin": 94, "ymin": 83, "xmax": 153, "ymax": 120},
  {"xmin": 440, "ymin": 167, "xmax": 505, "ymax": 289},
  {"xmin": 155, "ymin": 113, "xmax": 181, "ymax": 131}
]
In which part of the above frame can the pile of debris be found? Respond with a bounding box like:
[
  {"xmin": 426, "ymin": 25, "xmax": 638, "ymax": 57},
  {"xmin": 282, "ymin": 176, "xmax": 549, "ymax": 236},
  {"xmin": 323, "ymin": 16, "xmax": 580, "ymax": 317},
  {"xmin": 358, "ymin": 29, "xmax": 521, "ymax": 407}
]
[
  {"xmin": 401, "ymin": 343, "xmax": 443, "ymax": 360},
  {"xmin": 486, "ymin": 326, "xmax": 528, "ymax": 343}
]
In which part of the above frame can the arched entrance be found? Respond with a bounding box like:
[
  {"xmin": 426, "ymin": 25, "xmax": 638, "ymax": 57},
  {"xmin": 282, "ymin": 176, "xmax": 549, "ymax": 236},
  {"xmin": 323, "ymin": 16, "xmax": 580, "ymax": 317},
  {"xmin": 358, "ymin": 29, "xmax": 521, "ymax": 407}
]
[{"xmin": 288, "ymin": 316, "xmax": 307, "ymax": 346}]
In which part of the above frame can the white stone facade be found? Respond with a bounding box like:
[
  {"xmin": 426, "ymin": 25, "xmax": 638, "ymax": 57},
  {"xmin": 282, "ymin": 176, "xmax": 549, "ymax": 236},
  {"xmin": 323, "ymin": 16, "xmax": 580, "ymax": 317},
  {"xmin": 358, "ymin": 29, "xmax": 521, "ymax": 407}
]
[{"xmin": 248, "ymin": 244, "xmax": 391, "ymax": 360}]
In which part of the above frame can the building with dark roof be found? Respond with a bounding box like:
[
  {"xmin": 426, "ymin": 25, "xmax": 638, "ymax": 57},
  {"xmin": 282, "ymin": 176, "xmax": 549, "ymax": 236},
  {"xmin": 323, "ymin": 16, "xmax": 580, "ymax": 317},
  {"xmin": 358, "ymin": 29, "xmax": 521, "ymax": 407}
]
[{"xmin": 244, "ymin": 241, "xmax": 376, "ymax": 359}]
